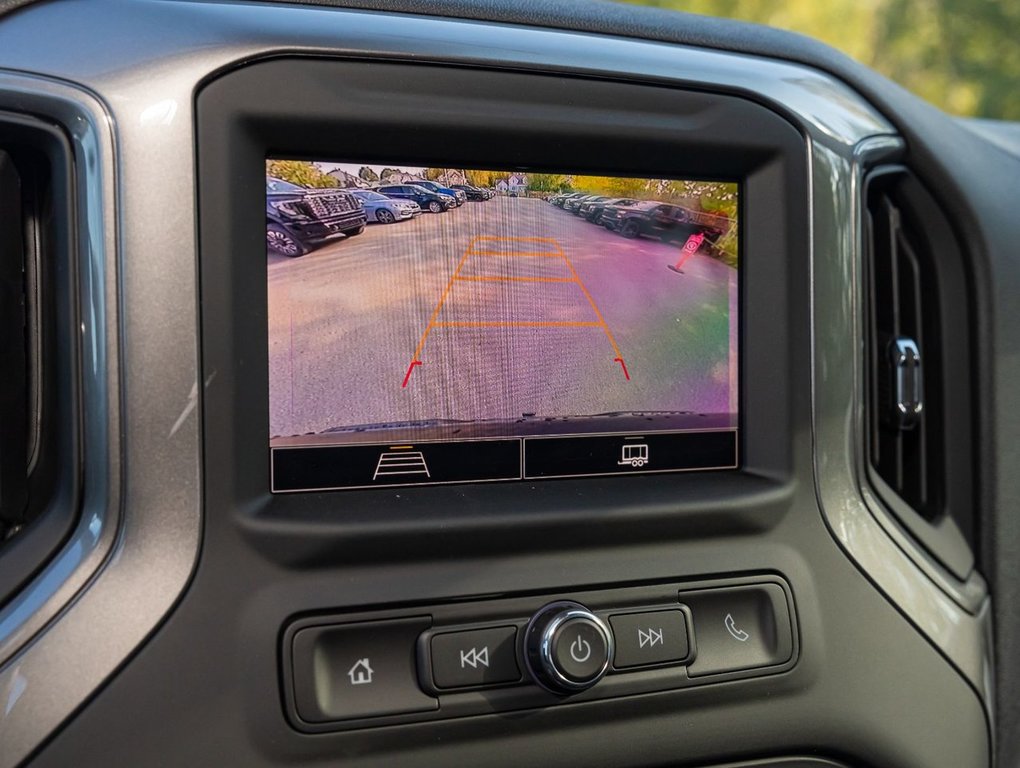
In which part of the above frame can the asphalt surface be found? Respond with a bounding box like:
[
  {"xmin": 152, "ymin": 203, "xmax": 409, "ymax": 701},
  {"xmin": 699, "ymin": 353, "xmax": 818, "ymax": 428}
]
[{"xmin": 268, "ymin": 197, "xmax": 737, "ymax": 440}]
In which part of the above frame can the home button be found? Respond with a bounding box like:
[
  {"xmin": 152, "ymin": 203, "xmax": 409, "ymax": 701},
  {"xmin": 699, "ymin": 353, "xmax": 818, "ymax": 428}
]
[{"xmin": 291, "ymin": 617, "xmax": 438, "ymax": 722}]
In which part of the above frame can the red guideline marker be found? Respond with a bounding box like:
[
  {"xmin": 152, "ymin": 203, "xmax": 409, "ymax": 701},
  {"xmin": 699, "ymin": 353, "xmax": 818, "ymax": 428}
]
[
  {"xmin": 402, "ymin": 360, "xmax": 422, "ymax": 388},
  {"xmin": 668, "ymin": 232, "xmax": 706, "ymax": 274},
  {"xmin": 614, "ymin": 357, "xmax": 631, "ymax": 381}
]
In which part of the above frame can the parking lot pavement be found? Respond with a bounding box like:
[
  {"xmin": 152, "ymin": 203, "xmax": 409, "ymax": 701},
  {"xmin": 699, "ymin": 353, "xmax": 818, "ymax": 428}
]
[{"xmin": 268, "ymin": 196, "xmax": 737, "ymax": 440}]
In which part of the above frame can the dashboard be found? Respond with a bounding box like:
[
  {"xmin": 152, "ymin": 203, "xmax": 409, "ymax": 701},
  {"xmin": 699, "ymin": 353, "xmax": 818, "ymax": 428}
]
[{"xmin": 0, "ymin": 1, "xmax": 1018, "ymax": 767}]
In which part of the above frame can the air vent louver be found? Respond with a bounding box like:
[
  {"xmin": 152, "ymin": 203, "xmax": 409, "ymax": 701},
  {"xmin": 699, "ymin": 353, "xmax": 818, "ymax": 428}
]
[
  {"xmin": 863, "ymin": 167, "xmax": 977, "ymax": 578},
  {"xmin": 866, "ymin": 176, "xmax": 935, "ymax": 517}
]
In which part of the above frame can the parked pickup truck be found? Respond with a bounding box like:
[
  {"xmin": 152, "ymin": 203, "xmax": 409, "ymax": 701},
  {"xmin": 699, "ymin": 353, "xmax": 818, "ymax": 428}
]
[
  {"xmin": 266, "ymin": 176, "xmax": 367, "ymax": 257},
  {"xmin": 602, "ymin": 200, "xmax": 729, "ymax": 244}
]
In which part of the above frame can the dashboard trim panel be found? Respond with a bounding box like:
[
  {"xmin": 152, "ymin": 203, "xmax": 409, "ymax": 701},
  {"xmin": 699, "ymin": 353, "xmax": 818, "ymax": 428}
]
[{"xmin": 0, "ymin": 1, "xmax": 992, "ymax": 764}]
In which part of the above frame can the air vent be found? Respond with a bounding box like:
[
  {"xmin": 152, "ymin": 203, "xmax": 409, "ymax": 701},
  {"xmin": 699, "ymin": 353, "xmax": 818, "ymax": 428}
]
[
  {"xmin": 863, "ymin": 167, "xmax": 977, "ymax": 579},
  {"xmin": 0, "ymin": 113, "xmax": 80, "ymax": 607},
  {"xmin": 0, "ymin": 149, "xmax": 28, "ymax": 529}
]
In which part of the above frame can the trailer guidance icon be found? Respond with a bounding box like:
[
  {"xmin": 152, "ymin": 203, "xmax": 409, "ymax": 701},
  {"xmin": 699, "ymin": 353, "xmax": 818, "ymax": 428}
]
[{"xmin": 618, "ymin": 443, "xmax": 649, "ymax": 468}]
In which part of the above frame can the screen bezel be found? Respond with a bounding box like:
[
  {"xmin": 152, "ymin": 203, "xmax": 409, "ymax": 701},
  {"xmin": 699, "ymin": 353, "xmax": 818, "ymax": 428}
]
[{"xmin": 197, "ymin": 57, "xmax": 807, "ymax": 560}]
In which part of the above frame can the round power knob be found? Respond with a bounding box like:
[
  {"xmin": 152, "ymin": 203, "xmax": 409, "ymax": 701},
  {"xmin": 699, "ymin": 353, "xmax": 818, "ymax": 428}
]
[{"xmin": 523, "ymin": 601, "xmax": 613, "ymax": 694}]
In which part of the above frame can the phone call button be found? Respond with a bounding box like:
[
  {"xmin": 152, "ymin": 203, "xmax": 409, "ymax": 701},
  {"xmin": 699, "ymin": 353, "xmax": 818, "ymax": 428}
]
[{"xmin": 681, "ymin": 583, "xmax": 794, "ymax": 677}]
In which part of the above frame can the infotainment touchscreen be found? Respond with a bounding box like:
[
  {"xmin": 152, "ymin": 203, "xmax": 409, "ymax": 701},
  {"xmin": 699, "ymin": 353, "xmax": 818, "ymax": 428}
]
[{"xmin": 267, "ymin": 160, "xmax": 739, "ymax": 491}]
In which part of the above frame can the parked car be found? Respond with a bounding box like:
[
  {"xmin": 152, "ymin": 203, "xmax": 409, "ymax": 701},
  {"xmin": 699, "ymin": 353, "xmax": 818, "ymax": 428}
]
[
  {"xmin": 410, "ymin": 179, "xmax": 467, "ymax": 206},
  {"xmin": 573, "ymin": 195, "xmax": 611, "ymax": 216},
  {"xmin": 552, "ymin": 192, "xmax": 585, "ymax": 208},
  {"xmin": 373, "ymin": 183, "xmax": 455, "ymax": 213},
  {"xmin": 349, "ymin": 189, "xmax": 421, "ymax": 223},
  {"xmin": 564, "ymin": 194, "xmax": 597, "ymax": 213},
  {"xmin": 450, "ymin": 184, "xmax": 489, "ymax": 201},
  {"xmin": 265, "ymin": 176, "xmax": 367, "ymax": 257},
  {"xmin": 582, "ymin": 197, "xmax": 638, "ymax": 224},
  {"xmin": 602, "ymin": 200, "xmax": 721, "ymax": 244}
]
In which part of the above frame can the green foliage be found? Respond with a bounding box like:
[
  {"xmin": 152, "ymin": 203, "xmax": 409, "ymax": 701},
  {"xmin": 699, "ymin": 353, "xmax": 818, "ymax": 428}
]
[
  {"xmin": 379, "ymin": 168, "xmax": 402, "ymax": 180},
  {"xmin": 528, "ymin": 173, "xmax": 568, "ymax": 192},
  {"xmin": 358, "ymin": 166, "xmax": 379, "ymax": 182},
  {"xmin": 618, "ymin": 0, "xmax": 1020, "ymax": 120},
  {"xmin": 464, "ymin": 169, "xmax": 506, "ymax": 188},
  {"xmin": 265, "ymin": 159, "xmax": 338, "ymax": 188}
]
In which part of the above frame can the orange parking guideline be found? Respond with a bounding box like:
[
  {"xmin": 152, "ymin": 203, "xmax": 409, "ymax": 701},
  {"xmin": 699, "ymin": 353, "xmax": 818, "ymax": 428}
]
[
  {"xmin": 466, "ymin": 250, "xmax": 563, "ymax": 257},
  {"xmin": 473, "ymin": 235, "xmax": 559, "ymax": 243},
  {"xmin": 434, "ymin": 321, "xmax": 603, "ymax": 328},
  {"xmin": 466, "ymin": 235, "xmax": 561, "ymax": 257},
  {"xmin": 454, "ymin": 276, "xmax": 575, "ymax": 283},
  {"xmin": 403, "ymin": 235, "xmax": 630, "ymax": 387},
  {"xmin": 551, "ymin": 240, "xmax": 624, "ymax": 360},
  {"xmin": 410, "ymin": 236, "xmax": 477, "ymax": 362}
]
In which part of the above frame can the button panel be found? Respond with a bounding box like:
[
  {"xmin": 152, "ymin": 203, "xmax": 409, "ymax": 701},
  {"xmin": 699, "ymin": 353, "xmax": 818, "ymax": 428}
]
[{"xmin": 282, "ymin": 576, "xmax": 797, "ymax": 733}]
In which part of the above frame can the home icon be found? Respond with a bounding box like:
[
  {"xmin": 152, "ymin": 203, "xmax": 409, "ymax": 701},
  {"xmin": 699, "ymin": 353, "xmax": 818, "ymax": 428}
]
[{"xmin": 347, "ymin": 658, "xmax": 374, "ymax": 686}]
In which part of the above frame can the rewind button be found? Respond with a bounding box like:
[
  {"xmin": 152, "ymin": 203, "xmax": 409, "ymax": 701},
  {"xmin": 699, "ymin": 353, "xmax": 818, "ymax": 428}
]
[{"xmin": 430, "ymin": 626, "xmax": 521, "ymax": 690}]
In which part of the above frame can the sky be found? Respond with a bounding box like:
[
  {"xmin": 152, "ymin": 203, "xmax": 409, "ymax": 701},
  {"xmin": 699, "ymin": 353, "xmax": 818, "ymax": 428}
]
[{"xmin": 316, "ymin": 163, "xmax": 427, "ymax": 177}]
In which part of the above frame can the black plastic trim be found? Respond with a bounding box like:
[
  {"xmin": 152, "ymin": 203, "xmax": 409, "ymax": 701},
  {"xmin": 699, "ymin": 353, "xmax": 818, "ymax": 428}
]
[{"xmin": 197, "ymin": 57, "xmax": 804, "ymax": 568}]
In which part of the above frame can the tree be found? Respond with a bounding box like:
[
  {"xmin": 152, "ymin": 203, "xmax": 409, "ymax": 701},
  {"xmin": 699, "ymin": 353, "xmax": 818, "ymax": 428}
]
[
  {"xmin": 527, "ymin": 173, "xmax": 567, "ymax": 192},
  {"xmin": 265, "ymin": 159, "xmax": 338, "ymax": 188},
  {"xmin": 380, "ymin": 168, "xmax": 401, "ymax": 180},
  {"xmin": 358, "ymin": 166, "xmax": 379, "ymax": 183},
  {"xmin": 423, "ymin": 167, "xmax": 446, "ymax": 181},
  {"xmin": 465, "ymin": 169, "xmax": 501, "ymax": 188},
  {"xmin": 620, "ymin": 0, "xmax": 1020, "ymax": 120}
]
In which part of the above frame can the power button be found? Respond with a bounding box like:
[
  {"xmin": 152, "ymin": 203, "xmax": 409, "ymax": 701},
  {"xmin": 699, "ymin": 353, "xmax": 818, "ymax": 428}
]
[
  {"xmin": 551, "ymin": 617, "xmax": 610, "ymax": 682},
  {"xmin": 523, "ymin": 602, "xmax": 613, "ymax": 694}
]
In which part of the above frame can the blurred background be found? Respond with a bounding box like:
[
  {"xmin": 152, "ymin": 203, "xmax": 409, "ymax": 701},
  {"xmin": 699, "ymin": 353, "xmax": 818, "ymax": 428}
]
[{"xmin": 619, "ymin": 0, "xmax": 1020, "ymax": 120}]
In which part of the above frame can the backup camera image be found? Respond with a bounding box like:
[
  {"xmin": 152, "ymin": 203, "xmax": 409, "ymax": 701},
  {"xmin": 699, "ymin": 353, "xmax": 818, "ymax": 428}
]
[{"xmin": 267, "ymin": 160, "xmax": 739, "ymax": 490}]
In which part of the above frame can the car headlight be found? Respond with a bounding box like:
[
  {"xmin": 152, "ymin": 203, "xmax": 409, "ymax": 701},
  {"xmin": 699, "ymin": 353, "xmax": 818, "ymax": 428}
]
[{"xmin": 269, "ymin": 200, "xmax": 310, "ymax": 218}]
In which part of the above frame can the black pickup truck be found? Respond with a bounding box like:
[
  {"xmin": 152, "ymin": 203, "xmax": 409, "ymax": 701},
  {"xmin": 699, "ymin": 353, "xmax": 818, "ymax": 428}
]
[
  {"xmin": 601, "ymin": 200, "xmax": 728, "ymax": 244},
  {"xmin": 266, "ymin": 176, "xmax": 367, "ymax": 257}
]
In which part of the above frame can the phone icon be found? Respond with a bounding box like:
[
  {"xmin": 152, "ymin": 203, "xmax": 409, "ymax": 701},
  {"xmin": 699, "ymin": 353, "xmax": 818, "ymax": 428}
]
[{"xmin": 724, "ymin": 613, "xmax": 750, "ymax": 642}]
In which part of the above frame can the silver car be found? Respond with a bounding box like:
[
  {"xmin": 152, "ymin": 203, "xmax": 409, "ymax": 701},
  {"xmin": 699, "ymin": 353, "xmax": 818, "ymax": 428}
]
[{"xmin": 350, "ymin": 189, "xmax": 421, "ymax": 223}]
